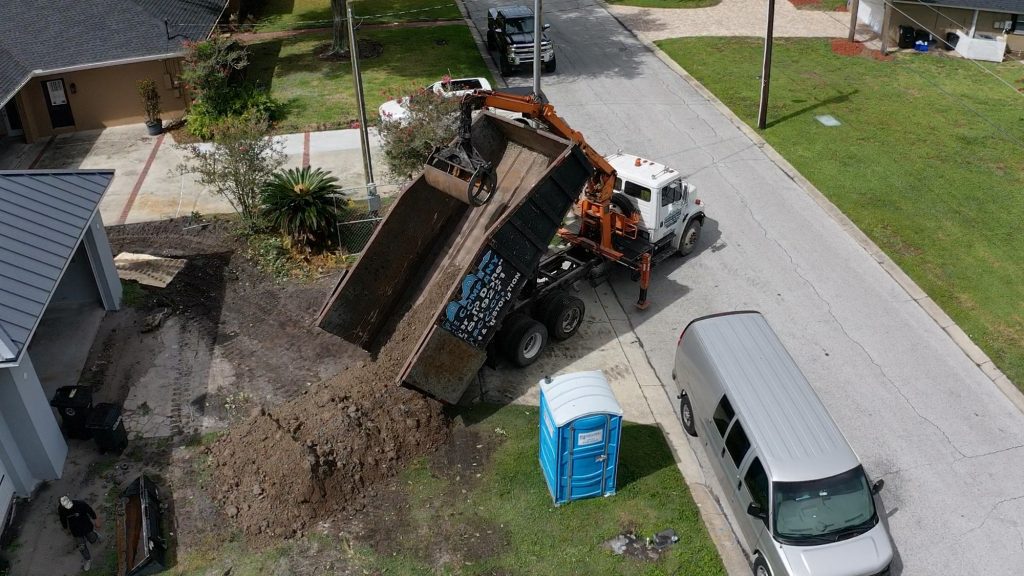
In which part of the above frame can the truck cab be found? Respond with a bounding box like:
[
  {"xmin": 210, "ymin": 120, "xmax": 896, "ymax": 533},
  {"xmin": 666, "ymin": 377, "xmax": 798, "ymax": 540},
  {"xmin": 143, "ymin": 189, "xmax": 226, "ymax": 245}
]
[
  {"xmin": 486, "ymin": 5, "xmax": 556, "ymax": 75},
  {"xmin": 607, "ymin": 153, "xmax": 705, "ymax": 256}
]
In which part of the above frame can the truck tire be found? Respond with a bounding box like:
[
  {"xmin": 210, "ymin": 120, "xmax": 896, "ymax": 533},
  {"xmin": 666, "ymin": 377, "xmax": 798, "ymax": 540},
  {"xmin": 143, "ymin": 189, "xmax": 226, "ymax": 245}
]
[
  {"xmin": 501, "ymin": 315, "xmax": 548, "ymax": 367},
  {"xmin": 487, "ymin": 31, "xmax": 497, "ymax": 51},
  {"xmin": 543, "ymin": 293, "xmax": 585, "ymax": 341},
  {"xmin": 678, "ymin": 219, "xmax": 701, "ymax": 257},
  {"xmin": 610, "ymin": 194, "xmax": 637, "ymax": 218},
  {"xmin": 499, "ymin": 55, "xmax": 512, "ymax": 76},
  {"xmin": 544, "ymin": 58, "xmax": 556, "ymax": 73}
]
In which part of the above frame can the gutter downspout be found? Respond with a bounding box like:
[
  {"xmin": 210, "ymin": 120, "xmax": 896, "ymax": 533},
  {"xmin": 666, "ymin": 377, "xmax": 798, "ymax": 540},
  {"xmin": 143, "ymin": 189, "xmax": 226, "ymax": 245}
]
[{"xmin": 969, "ymin": 9, "xmax": 979, "ymax": 37}]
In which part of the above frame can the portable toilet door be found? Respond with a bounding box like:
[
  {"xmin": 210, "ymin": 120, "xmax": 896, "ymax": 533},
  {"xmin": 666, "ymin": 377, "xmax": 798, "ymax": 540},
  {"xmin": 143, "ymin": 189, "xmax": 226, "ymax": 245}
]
[{"xmin": 538, "ymin": 370, "xmax": 623, "ymax": 505}]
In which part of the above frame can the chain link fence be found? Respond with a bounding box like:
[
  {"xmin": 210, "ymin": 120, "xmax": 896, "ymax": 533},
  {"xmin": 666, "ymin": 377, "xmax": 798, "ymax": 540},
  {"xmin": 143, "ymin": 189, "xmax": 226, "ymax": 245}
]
[{"xmin": 333, "ymin": 183, "xmax": 404, "ymax": 256}]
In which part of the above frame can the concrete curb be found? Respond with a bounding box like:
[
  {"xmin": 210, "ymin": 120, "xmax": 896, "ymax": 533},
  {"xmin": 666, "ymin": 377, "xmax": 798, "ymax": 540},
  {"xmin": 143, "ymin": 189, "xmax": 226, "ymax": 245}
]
[{"xmin": 455, "ymin": 0, "xmax": 509, "ymax": 89}]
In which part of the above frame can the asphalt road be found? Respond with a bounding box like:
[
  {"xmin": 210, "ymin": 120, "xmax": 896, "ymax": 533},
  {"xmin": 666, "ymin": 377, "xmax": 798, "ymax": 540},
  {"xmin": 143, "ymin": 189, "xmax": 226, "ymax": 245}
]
[{"xmin": 462, "ymin": 1, "xmax": 1024, "ymax": 574}]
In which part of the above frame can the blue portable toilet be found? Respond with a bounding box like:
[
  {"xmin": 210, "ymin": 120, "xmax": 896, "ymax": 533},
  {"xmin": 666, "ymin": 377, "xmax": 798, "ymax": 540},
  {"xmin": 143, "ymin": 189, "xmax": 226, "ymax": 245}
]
[{"xmin": 538, "ymin": 371, "xmax": 623, "ymax": 505}]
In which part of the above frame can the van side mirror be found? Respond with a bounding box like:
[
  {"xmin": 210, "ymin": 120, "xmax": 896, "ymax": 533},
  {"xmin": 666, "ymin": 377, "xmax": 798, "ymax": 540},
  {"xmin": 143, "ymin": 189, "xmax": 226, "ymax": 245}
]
[
  {"xmin": 543, "ymin": 23, "xmax": 551, "ymax": 30},
  {"xmin": 871, "ymin": 479, "xmax": 885, "ymax": 494},
  {"xmin": 746, "ymin": 502, "xmax": 768, "ymax": 521}
]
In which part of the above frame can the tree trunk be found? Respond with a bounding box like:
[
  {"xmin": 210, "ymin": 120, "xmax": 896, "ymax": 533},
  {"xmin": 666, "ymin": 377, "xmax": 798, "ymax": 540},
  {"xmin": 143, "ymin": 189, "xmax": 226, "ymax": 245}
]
[{"xmin": 330, "ymin": 0, "xmax": 349, "ymax": 55}]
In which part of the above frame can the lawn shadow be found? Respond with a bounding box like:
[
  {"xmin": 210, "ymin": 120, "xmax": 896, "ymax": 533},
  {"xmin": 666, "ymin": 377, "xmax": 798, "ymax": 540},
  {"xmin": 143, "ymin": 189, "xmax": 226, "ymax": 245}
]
[
  {"xmin": 617, "ymin": 422, "xmax": 676, "ymax": 489},
  {"xmin": 767, "ymin": 90, "xmax": 858, "ymax": 128}
]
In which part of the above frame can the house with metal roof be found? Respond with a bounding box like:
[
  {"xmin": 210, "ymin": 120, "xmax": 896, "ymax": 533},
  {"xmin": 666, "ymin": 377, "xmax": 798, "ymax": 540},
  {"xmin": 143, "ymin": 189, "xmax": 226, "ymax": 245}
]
[
  {"xmin": 0, "ymin": 0, "xmax": 228, "ymax": 143},
  {"xmin": 0, "ymin": 170, "xmax": 122, "ymax": 533},
  {"xmin": 857, "ymin": 0, "xmax": 1024, "ymax": 60}
]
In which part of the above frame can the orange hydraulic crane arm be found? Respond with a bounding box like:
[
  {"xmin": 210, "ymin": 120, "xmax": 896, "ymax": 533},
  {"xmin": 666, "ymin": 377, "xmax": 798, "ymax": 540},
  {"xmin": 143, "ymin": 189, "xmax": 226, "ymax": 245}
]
[{"xmin": 462, "ymin": 91, "xmax": 618, "ymax": 204}]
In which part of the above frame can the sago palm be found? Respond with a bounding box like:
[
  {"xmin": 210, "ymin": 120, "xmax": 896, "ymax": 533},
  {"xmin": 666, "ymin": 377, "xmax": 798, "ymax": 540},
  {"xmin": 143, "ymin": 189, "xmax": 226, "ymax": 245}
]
[{"xmin": 261, "ymin": 167, "xmax": 346, "ymax": 252}]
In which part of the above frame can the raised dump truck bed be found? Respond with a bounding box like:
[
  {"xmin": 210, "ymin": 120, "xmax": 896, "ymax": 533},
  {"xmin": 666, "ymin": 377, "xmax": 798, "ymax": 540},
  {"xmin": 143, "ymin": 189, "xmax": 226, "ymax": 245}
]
[{"xmin": 318, "ymin": 112, "xmax": 593, "ymax": 402}]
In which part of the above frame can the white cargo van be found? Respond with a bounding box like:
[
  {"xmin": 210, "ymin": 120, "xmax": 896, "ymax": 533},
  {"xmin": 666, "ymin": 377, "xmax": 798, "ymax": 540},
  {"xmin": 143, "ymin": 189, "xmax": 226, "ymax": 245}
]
[{"xmin": 673, "ymin": 311, "xmax": 893, "ymax": 576}]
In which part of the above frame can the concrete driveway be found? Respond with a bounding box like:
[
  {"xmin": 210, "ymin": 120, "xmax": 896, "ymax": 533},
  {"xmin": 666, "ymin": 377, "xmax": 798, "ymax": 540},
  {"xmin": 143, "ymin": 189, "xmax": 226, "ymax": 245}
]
[
  {"xmin": 608, "ymin": 0, "xmax": 850, "ymax": 41},
  {"xmin": 0, "ymin": 125, "xmax": 385, "ymax": 226},
  {"xmin": 462, "ymin": 0, "xmax": 1024, "ymax": 573}
]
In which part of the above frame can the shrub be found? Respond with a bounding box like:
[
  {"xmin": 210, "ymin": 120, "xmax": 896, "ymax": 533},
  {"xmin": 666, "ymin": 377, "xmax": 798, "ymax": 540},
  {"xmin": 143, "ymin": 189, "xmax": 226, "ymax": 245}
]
[
  {"xmin": 261, "ymin": 167, "xmax": 348, "ymax": 252},
  {"xmin": 137, "ymin": 79, "xmax": 161, "ymax": 123},
  {"xmin": 377, "ymin": 87, "xmax": 462, "ymax": 179},
  {"xmin": 176, "ymin": 113, "xmax": 286, "ymax": 231}
]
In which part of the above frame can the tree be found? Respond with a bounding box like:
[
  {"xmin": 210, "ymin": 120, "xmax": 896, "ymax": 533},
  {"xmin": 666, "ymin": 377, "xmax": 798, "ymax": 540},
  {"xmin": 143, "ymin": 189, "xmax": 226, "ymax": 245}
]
[
  {"xmin": 261, "ymin": 167, "xmax": 348, "ymax": 252},
  {"xmin": 377, "ymin": 88, "xmax": 462, "ymax": 180},
  {"xmin": 177, "ymin": 113, "xmax": 285, "ymax": 231},
  {"xmin": 328, "ymin": 0, "xmax": 349, "ymax": 56}
]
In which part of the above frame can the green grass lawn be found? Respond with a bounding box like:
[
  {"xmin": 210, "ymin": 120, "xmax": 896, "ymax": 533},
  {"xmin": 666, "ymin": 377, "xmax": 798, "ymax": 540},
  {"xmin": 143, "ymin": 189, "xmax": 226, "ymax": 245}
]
[
  {"xmin": 247, "ymin": 25, "xmax": 492, "ymax": 133},
  {"xmin": 170, "ymin": 405, "xmax": 725, "ymax": 575},
  {"xmin": 363, "ymin": 405, "xmax": 725, "ymax": 575},
  {"xmin": 789, "ymin": 0, "xmax": 849, "ymax": 11},
  {"xmin": 605, "ymin": 0, "xmax": 721, "ymax": 8},
  {"xmin": 255, "ymin": 0, "xmax": 462, "ymax": 31},
  {"xmin": 658, "ymin": 37, "xmax": 1024, "ymax": 387}
]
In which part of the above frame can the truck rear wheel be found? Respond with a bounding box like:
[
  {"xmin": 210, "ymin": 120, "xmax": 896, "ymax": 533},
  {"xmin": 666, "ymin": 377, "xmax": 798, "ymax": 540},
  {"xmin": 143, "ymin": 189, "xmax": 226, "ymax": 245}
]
[
  {"xmin": 487, "ymin": 31, "xmax": 497, "ymax": 51},
  {"xmin": 499, "ymin": 56, "xmax": 512, "ymax": 76},
  {"xmin": 500, "ymin": 315, "xmax": 548, "ymax": 367},
  {"xmin": 543, "ymin": 293, "xmax": 585, "ymax": 341}
]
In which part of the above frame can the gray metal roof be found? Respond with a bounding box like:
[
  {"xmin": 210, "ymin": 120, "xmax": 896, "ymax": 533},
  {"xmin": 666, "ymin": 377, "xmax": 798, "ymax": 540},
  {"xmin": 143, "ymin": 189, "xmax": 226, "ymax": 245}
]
[
  {"xmin": 0, "ymin": 0, "xmax": 227, "ymax": 107},
  {"xmin": 898, "ymin": 0, "xmax": 1024, "ymax": 12},
  {"xmin": 0, "ymin": 171, "xmax": 114, "ymax": 365},
  {"xmin": 682, "ymin": 312, "xmax": 860, "ymax": 482}
]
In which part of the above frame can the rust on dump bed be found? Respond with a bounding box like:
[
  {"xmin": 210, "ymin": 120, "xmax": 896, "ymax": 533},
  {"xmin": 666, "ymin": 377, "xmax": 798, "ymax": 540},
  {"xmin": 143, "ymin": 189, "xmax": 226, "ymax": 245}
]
[{"xmin": 318, "ymin": 113, "xmax": 592, "ymax": 402}]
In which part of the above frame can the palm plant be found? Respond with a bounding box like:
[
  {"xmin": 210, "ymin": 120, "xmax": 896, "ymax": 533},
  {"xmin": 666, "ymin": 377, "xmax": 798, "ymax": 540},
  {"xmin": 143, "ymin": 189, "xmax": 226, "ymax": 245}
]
[{"xmin": 261, "ymin": 167, "xmax": 346, "ymax": 252}]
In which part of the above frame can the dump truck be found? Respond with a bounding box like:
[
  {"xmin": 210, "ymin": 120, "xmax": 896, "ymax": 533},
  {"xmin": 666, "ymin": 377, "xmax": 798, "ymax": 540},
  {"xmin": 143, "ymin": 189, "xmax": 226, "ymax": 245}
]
[{"xmin": 318, "ymin": 91, "xmax": 704, "ymax": 403}]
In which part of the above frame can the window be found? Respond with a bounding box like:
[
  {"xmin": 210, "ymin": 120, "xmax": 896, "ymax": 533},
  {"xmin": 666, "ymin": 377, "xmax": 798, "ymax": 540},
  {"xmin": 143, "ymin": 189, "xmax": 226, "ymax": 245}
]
[
  {"xmin": 614, "ymin": 177, "xmax": 623, "ymax": 192},
  {"xmin": 725, "ymin": 422, "xmax": 751, "ymax": 466},
  {"xmin": 773, "ymin": 466, "xmax": 877, "ymax": 545},
  {"xmin": 623, "ymin": 181, "xmax": 652, "ymax": 203},
  {"xmin": 663, "ymin": 180, "xmax": 683, "ymax": 205},
  {"xmin": 1013, "ymin": 15, "xmax": 1024, "ymax": 35},
  {"xmin": 744, "ymin": 458, "xmax": 770, "ymax": 514},
  {"xmin": 712, "ymin": 396, "xmax": 734, "ymax": 437}
]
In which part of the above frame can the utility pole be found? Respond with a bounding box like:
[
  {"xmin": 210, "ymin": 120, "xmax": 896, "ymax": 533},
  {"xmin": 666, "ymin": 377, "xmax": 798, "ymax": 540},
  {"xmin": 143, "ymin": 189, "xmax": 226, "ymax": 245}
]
[
  {"xmin": 533, "ymin": 0, "xmax": 543, "ymax": 98},
  {"xmin": 757, "ymin": 0, "xmax": 776, "ymax": 130},
  {"xmin": 848, "ymin": 0, "xmax": 860, "ymax": 42},
  {"xmin": 347, "ymin": 6, "xmax": 379, "ymax": 211}
]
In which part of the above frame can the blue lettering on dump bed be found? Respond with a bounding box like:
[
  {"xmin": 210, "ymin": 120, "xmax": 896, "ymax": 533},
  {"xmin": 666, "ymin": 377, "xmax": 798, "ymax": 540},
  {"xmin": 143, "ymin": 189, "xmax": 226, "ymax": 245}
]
[{"xmin": 442, "ymin": 249, "xmax": 523, "ymax": 346}]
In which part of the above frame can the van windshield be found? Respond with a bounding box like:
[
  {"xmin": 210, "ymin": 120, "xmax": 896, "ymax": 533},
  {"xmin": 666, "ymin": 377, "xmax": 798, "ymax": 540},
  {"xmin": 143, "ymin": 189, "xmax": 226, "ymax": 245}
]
[{"xmin": 772, "ymin": 466, "xmax": 877, "ymax": 546}]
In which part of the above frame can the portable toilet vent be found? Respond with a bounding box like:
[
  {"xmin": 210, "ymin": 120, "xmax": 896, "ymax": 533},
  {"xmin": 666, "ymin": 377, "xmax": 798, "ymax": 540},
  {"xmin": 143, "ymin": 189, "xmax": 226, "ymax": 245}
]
[{"xmin": 538, "ymin": 371, "xmax": 623, "ymax": 505}]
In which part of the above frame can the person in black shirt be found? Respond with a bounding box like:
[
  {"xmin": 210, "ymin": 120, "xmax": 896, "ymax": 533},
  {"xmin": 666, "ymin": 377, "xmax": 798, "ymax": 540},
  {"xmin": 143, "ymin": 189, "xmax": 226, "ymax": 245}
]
[{"xmin": 57, "ymin": 495, "xmax": 102, "ymax": 571}]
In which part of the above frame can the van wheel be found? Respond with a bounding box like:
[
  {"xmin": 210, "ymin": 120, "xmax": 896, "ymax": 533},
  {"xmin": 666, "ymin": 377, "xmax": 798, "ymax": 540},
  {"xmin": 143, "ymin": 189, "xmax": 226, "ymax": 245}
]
[
  {"xmin": 678, "ymin": 219, "xmax": 702, "ymax": 257},
  {"xmin": 753, "ymin": 556, "xmax": 772, "ymax": 576},
  {"xmin": 680, "ymin": 394, "xmax": 697, "ymax": 437},
  {"xmin": 543, "ymin": 293, "xmax": 585, "ymax": 341},
  {"xmin": 501, "ymin": 315, "xmax": 548, "ymax": 367}
]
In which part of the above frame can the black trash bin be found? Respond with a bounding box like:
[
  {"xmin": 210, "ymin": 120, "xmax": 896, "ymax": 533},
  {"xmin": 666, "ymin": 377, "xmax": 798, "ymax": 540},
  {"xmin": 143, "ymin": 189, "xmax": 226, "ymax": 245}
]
[
  {"xmin": 49, "ymin": 386, "xmax": 93, "ymax": 439},
  {"xmin": 85, "ymin": 403, "xmax": 128, "ymax": 454},
  {"xmin": 898, "ymin": 25, "xmax": 916, "ymax": 49},
  {"xmin": 945, "ymin": 31, "xmax": 960, "ymax": 50}
]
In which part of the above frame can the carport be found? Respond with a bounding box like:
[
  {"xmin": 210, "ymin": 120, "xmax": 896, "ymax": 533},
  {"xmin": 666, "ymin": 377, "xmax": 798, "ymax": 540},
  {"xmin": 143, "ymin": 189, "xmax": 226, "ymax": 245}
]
[{"xmin": 0, "ymin": 170, "xmax": 121, "ymax": 531}]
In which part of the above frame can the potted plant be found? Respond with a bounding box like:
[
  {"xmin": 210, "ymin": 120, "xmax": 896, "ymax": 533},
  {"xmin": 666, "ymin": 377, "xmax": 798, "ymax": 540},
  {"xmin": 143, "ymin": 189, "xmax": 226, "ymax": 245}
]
[{"xmin": 137, "ymin": 79, "xmax": 163, "ymax": 135}]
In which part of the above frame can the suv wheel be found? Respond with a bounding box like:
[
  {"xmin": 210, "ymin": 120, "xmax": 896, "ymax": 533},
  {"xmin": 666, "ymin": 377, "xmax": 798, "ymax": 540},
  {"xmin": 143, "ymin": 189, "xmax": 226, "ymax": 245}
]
[{"xmin": 544, "ymin": 58, "xmax": 556, "ymax": 73}]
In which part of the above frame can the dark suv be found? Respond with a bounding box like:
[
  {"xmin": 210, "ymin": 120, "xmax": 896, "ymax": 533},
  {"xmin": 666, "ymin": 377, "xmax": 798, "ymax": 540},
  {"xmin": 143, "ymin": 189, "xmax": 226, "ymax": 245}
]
[{"xmin": 486, "ymin": 5, "xmax": 556, "ymax": 75}]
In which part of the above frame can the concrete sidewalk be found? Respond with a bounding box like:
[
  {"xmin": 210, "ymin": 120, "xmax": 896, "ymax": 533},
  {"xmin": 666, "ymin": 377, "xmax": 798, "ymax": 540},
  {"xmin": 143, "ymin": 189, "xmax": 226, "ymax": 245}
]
[
  {"xmin": 607, "ymin": 0, "xmax": 850, "ymax": 41},
  {"xmin": 0, "ymin": 124, "xmax": 387, "ymax": 226}
]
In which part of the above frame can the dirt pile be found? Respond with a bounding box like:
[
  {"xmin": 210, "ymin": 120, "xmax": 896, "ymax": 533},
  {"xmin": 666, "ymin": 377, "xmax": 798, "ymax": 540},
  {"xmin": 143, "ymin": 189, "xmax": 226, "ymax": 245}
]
[{"xmin": 209, "ymin": 267, "xmax": 461, "ymax": 541}]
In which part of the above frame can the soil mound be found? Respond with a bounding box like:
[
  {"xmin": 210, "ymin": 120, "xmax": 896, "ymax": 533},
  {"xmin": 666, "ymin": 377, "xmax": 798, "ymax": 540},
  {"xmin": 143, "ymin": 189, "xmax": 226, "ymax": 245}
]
[{"xmin": 210, "ymin": 267, "xmax": 460, "ymax": 541}]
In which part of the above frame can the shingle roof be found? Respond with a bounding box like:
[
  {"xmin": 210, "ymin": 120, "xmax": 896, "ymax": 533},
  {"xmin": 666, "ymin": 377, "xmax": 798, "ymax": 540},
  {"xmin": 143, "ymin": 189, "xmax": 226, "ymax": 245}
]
[
  {"xmin": 0, "ymin": 0, "xmax": 227, "ymax": 106},
  {"xmin": 0, "ymin": 171, "xmax": 114, "ymax": 365},
  {"xmin": 901, "ymin": 0, "xmax": 1024, "ymax": 12}
]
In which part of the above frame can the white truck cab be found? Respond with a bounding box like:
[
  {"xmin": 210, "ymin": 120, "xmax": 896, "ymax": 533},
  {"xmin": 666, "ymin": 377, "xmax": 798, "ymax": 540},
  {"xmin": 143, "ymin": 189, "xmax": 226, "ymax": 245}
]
[{"xmin": 607, "ymin": 153, "xmax": 705, "ymax": 256}]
